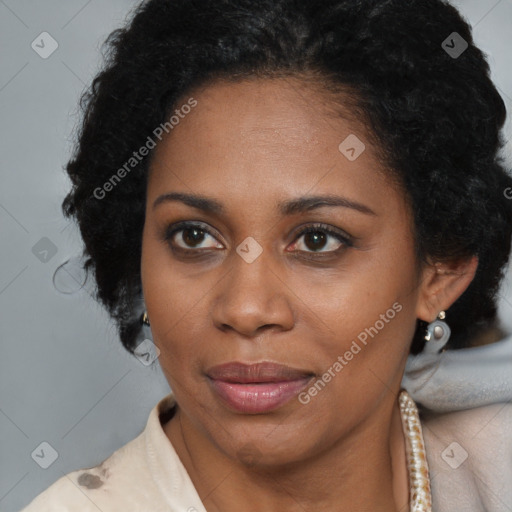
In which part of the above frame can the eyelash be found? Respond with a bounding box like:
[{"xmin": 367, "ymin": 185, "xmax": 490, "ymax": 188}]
[{"xmin": 163, "ymin": 221, "xmax": 353, "ymax": 257}]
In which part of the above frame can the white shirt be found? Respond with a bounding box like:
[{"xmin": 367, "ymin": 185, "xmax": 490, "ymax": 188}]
[{"xmin": 21, "ymin": 334, "xmax": 512, "ymax": 511}]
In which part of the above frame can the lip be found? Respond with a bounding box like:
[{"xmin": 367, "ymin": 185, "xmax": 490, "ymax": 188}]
[{"xmin": 206, "ymin": 362, "xmax": 314, "ymax": 414}]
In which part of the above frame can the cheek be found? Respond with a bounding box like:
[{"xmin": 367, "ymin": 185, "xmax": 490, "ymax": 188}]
[
  {"xmin": 141, "ymin": 222, "xmax": 200, "ymax": 317},
  {"xmin": 292, "ymin": 246, "xmax": 419, "ymax": 384},
  {"xmin": 140, "ymin": 231, "xmax": 204, "ymax": 362},
  {"xmin": 303, "ymin": 288, "xmax": 412, "ymax": 382},
  {"xmin": 296, "ymin": 245, "xmax": 416, "ymax": 334}
]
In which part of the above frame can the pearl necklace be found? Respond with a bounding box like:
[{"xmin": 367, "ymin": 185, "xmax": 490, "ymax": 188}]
[{"xmin": 398, "ymin": 389, "xmax": 432, "ymax": 511}]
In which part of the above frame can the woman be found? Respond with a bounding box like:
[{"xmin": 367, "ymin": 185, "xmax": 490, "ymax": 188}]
[{"xmin": 21, "ymin": 0, "xmax": 512, "ymax": 510}]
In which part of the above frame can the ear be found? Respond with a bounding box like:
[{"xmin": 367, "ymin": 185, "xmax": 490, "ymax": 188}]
[{"xmin": 415, "ymin": 255, "xmax": 478, "ymax": 322}]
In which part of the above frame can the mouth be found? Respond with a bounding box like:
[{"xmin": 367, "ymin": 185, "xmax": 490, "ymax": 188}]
[{"xmin": 206, "ymin": 361, "xmax": 315, "ymax": 414}]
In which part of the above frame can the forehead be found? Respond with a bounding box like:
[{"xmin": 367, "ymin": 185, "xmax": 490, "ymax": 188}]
[
  {"xmin": 147, "ymin": 77, "xmax": 397, "ymax": 214},
  {"xmin": 153, "ymin": 76, "xmax": 370, "ymax": 155}
]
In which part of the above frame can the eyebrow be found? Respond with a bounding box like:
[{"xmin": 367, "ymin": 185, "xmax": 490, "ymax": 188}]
[{"xmin": 152, "ymin": 192, "xmax": 377, "ymax": 216}]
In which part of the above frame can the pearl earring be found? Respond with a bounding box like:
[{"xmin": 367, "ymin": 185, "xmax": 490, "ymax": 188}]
[{"xmin": 423, "ymin": 311, "xmax": 450, "ymax": 354}]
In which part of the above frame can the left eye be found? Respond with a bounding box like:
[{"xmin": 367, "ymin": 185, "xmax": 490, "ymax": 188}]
[{"xmin": 291, "ymin": 224, "xmax": 352, "ymax": 253}]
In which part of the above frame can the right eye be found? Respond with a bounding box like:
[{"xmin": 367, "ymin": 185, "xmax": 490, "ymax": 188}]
[{"xmin": 163, "ymin": 221, "xmax": 224, "ymax": 251}]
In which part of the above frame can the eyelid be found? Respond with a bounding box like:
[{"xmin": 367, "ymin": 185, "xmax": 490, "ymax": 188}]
[{"xmin": 291, "ymin": 222, "xmax": 353, "ymax": 245}]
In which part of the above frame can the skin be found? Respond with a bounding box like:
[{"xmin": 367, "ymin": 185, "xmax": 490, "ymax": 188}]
[{"xmin": 140, "ymin": 77, "xmax": 478, "ymax": 512}]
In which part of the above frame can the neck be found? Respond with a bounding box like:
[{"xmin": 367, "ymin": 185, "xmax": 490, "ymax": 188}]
[{"xmin": 164, "ymin": 393, "xmax": 409, "ymax": 512}]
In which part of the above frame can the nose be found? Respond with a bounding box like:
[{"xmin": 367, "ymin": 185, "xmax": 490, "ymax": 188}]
[{"xmin": 211, "ymin": 249, "xmax": 295, "ymax": 338}]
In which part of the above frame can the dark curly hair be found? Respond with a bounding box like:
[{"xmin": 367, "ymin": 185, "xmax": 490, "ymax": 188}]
[{"xmin": 62, "ymin": 0, "xmax": 512, "ymax": 357}]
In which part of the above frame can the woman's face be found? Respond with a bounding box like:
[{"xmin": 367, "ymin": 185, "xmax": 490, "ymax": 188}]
[{"xmin": 141, "ymin": 77, "xmax": 426, "ymax": 465}]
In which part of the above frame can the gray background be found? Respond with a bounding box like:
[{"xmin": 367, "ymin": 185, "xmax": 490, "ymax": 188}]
[{"xmin": 1, "ymin": 1, "xmax": 511, "ymax": 511}]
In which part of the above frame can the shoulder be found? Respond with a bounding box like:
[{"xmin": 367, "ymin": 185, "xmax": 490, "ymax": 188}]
[
  {"xmin": 19, "ymin": 430, "xmax": 166, "ymax": 512},
  {"xmin": 421, "ymin": 402, "xmax": 512, "ymax": 511}
]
